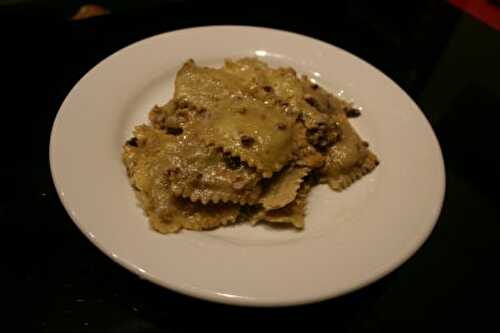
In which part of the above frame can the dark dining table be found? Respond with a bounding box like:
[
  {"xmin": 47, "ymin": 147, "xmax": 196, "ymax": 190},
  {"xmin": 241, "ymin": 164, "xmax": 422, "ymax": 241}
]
[{"xmin": 3, "ymin": 1, "xmax": 499, "ymax": 331}]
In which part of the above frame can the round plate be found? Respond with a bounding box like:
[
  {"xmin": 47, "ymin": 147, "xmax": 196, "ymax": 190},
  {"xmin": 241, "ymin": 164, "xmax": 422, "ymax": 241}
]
[{"xmin": 50, "ymin": 26, "xmax": 445, "ymax": 307}]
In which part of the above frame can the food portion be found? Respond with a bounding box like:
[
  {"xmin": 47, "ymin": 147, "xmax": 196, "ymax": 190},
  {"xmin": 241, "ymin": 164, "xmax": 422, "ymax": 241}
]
[{"xmin": 123, "ymin": 58, "xmax": 379, "ymax": 233}]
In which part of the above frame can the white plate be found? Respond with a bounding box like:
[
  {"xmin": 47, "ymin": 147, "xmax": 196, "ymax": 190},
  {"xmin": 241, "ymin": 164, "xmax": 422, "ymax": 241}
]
[{"xmin": 50, "ymin": 26, "xmax": 445, "ymax": 307}]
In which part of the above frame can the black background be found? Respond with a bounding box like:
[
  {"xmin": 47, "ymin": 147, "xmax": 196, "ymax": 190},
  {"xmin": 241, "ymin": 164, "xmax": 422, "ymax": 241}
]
[{"xmin": 2, "ymin": 1, "xmax": 499, "ymax": 331}]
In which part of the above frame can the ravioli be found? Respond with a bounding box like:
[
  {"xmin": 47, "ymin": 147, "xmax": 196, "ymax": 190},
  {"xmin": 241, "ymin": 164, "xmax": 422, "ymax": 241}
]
[
  {"xmin": 259, "ymin": 166, "xmax": 310, "ymax": 210},
  {"xmin": 126, "ymin": 126, "xmax": 262, "ymax": 205},
  {"xmin": 224, "ymin": 58, "xmax": 342, "ymax": 153},
  {"xmin": 197, "ymin": 109, "xmax": 297, "ymax": 177},
  {"xmin": 173, "ymin": 60, "xmax": 299, "ymax": 177},
  {"xmin": 123, "ymin": 58, "xmax": 379, "ymax": 233},
  {"xmin": 122, "ymin": 126, "xmax": 240, "ymax": 232},
  {"xmin": 320, "ymin": 113, "xmax": 379, "ymax": 190},
  {"xmin": 249, "ymin": 182, "xmax": 312, "ymax": 229},
  {"xmin": 150, "ymin": 179, "xmax": 240, "ymax": 233}
]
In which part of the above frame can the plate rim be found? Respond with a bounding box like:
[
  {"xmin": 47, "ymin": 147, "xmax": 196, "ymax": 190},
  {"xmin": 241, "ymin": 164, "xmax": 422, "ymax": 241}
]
[{"xmin": 49, "ymin": 25, "xmax": 446, "ymax": 307}]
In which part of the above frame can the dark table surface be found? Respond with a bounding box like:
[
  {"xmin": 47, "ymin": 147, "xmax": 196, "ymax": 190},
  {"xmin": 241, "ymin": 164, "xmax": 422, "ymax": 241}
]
[{"xmin": 3, "ymin": 1, "xmax": 499, "ymax": 332}]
